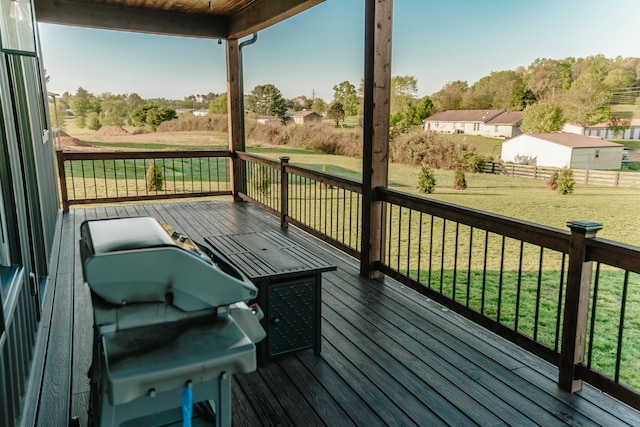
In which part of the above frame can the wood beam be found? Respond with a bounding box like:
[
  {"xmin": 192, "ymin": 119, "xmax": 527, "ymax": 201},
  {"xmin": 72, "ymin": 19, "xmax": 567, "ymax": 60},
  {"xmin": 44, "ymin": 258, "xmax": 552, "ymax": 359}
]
[
  {"xmin": 228, "ymin": 0, "xmax": 324, "ymax": 39},
  {"xmin": 360, "ymin": 0, "xmax": 392, "ymax": 278},
  {"xmin": 226, "ymin": 38, "xmax": 244, "ymax": 201},
  {"xmin": 34, "ymin": 0, "xmax": 228, "ymax": 38}
]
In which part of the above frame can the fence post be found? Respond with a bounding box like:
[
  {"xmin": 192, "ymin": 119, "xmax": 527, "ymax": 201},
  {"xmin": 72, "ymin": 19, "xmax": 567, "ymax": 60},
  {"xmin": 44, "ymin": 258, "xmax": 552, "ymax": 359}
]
[
  {"xmin": 559, "ymin": 220, "xmax": 602, "ymax": 392},
  {"xmin": 56, "ymin": 150, "xmax": 70, "ymax": 212},
  {"xmin": 280, "ymin": 156, "xmax": 290, "ymax": 228}
]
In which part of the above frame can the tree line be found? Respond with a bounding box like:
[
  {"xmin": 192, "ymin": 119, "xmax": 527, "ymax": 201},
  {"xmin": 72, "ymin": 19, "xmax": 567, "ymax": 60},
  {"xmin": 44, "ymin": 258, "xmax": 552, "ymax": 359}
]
[{"xmin": 50, "ymin": 54, "xmax": 639, "ymax": 134}]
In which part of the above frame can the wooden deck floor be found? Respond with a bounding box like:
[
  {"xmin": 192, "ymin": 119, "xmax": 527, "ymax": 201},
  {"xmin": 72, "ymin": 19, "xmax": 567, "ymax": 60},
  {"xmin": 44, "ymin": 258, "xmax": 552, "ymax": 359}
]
[{"xmin": 38, "ymin": 200, "xmax": 640, "ymax": 426}]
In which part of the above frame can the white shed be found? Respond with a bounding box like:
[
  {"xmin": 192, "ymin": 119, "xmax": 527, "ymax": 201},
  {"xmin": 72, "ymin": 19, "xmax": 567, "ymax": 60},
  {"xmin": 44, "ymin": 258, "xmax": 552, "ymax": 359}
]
[{"xmin": 501, "ymin": 133, "xmax": 624, "ymax": 170}]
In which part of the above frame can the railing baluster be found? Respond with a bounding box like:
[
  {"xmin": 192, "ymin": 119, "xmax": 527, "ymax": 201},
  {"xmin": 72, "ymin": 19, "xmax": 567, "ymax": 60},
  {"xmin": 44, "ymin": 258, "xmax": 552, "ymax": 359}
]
[
  {"xmin": 481, "ymin": 231, "xmax": 489, "ymax": 314},
  {"xmin": 452, "ymin": 222, "xmax": 460, "ymax": 300},
  {"xmin": 466, "ymin": 226, "xmax": 473, "ymax": 307},
  {"xmin": 515, "ymin": 240, "xmax": 524, "ymax": 331},
  {"xmin": 586, "ymin": 262, "xmax": 601, "ymax": 368},
  {"xmin": 615, "ymin": 271, "xmax": 630, "ymax": 383},
  {"xmin": 497, "ymin": 236, "xmax": 506, "ymax": 323}
]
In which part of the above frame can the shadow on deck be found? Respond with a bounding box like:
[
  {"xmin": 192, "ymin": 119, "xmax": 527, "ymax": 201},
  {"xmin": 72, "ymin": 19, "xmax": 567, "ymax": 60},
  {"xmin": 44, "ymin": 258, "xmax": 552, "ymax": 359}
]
[{"xmin": 40, "ymin": 200, "xmax": 640, "ymax": 426}]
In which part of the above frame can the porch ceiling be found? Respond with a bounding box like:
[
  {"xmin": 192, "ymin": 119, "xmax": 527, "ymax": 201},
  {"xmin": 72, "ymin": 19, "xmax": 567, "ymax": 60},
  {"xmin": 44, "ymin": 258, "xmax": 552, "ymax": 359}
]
[{"xmin": 33, "ymin": 0, "xmax": 325, "ymax": 39}]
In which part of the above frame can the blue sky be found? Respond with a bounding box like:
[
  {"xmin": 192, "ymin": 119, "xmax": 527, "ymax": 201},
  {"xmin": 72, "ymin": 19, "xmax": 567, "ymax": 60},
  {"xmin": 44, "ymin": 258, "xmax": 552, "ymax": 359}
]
[{"xmin": 39, "ymin": 0, "xmax": 640, "ymax": 102}]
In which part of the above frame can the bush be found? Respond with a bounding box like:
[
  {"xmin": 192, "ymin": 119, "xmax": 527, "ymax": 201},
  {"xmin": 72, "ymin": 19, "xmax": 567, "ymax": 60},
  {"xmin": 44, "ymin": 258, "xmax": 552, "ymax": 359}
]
[
  {"xmin": 390, "ymin": 130, "xmax": 480, "ymax": 171},
  {"xmin": 555, "ymin": 167, "xmax": 575, "ymax": 195},
  {"xmin": 87, "ymin": 114, "xmax": 102, "ymax": 131},
  {"xmin": 453, "ymin": 169, "xmax": 467, "ymax": 190},
  {"xmin": 547, "ymin": 170, "xmax": 559, "ymax": 190},
  {"xmin": 145, "ymin": 161, "xmax": 164, "ymax": 191},
  {"xmin": 416, "ymin": 166, "xmax": 436, "ymax": 194},
  {"xmin": 547, "ymin": 167, "xmax": 574, "ymax": 194},
  {"xmin": 459, "ymin": 151, "xmax": 487, "ymax": 172}
]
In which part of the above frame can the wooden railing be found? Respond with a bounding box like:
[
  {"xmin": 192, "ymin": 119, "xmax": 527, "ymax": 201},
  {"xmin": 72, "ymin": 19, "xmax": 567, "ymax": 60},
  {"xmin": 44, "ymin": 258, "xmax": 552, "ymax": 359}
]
[
  {"xmin": 484, "ymin": 162, "xmax": 640, "ymax": 188},
  {"xmin": 237, "ymin": 152, "xmax": 362, "ymax": 259},
  {"xmin": 375, "ymin": 187, "xmax": 640, "ymax": 408},
  {"xmin": 56, "ymin": 149, "xmax": 640, "ymax": 408},
  {"xmin": 56, "ymin": 150, "xmax": 232, "ymax": 211}
]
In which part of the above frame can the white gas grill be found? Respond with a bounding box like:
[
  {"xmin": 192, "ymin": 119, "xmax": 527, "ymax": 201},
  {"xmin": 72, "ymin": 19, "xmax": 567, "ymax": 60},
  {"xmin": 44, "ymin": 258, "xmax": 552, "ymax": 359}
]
[{"xmin": 80, "ymin": 217, "xmax": 265, "ymax": 427}]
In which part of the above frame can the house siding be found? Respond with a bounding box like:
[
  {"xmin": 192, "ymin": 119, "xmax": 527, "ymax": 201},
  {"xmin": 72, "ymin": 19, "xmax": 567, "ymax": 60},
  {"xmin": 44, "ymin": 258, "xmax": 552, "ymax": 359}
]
[
  {"xmin": 501, "ymin": 134, "xmax": 624, "ymax": 169},
  {"xmin": 501, "ymin": 136, "xmax": 572, "ymax": 167},
  {"xmin": 424, "ymin": 110, "xmax": 522, "ymax": 138},
  {"xmin": 0, "ymin": 3, "xmax": 61, "ymax": 426},
  {"xmin": 570, "ymin": 147, "xmax": 624, "ymax": 169}
]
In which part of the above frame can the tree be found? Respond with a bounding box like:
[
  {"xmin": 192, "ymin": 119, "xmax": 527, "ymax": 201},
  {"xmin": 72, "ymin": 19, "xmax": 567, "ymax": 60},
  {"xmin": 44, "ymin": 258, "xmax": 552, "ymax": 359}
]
[
  {"xmin": 327, "ymin": 102, "xmax": 345, "ymax": 127},
  {"xmin": 311, "ymin": 98, "xmax": 327, "ymax": 115},
  {"xmin": 129, "ymin": 104, "xmax": 177, "ymax": 130},
  {"xmin": 461, "ymin": 70, "xmax": 525, "ymax": 111},
  {"xmin": 525, "ymin": 57, "xmax": 574, "ymax": 99},
  {"xmin": 560, "ymin": 72, "xmax": 611, "ymax": 126},
  {"xmin": 389, "ymin": 75, "xmax": 423, "ymax": 128},
  {"xmin": 521, "ymin": 100, "xmax": 564, "ymax": 133},
  {"xmin": 432, "ymin": 80, "xmax": 467, "ymax": 111},
  {"xmin": 607, "ymin": 117, "xmax": 631, "ymax": 138},
  {"xmin": 209, "ymin": 93, "xmax": 228, "ymax": 114},
  {"xmin": 332, "ymin": 81, "xmax": 358, "ymax": 116},
  {"xmin": 288, "ymin": 95, "xmax": 313, "ymax": 111},
  {"xmin": 69, "ymin": 87, "xmax": 92, "ymax": 117},
  {"xmin": 100, "ymin": 94, "xmax": 129, "ymax": 126},
  {"xmin": 245, "ymin": 84, "xmax": 287, "ymax": 118}
]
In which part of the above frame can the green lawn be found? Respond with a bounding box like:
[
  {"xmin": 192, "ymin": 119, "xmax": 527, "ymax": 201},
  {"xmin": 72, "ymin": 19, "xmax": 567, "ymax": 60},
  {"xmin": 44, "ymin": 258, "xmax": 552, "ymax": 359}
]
[{"xmin": 247, "ymin": 145, "xmax": 640, "ymax": 247}]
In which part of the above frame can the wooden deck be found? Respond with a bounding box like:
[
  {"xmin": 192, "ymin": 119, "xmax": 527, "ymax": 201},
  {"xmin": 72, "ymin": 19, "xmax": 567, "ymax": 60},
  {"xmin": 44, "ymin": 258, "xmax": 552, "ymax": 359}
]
[{"xmin": 38, "ymin": 200, "xmax": 640, "ymax": 426}]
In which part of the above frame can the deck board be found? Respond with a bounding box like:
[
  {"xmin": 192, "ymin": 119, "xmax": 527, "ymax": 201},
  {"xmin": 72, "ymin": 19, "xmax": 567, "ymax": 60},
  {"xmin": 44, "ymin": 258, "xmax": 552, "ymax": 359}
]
[{"xmin": 44, "ymin": 200, "xmax": 640, "ymax": 426}]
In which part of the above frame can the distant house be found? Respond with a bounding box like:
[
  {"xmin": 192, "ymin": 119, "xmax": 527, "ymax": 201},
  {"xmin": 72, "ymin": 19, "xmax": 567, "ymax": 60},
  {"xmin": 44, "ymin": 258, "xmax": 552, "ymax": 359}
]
[
  {"xmin": 423, "ymin": 109, "xmax": 523, "ymax": 138},
  {"xmin": 193, "ymin": 109, "xmax": 209, "ymax": 117},
  {"xmin": 292, "ymin": 109, "xmax": 323, "ymax": 125},
  {"xmin": 501, "ymin": 133, "xmax": 624, "ymax": 170},
  {"xmin": 256, "ymin": 115, "xmax": 283, "ymax": 125},
  {"xmin": 563, "ymin": 119, "xmax": 640, "ymax": 140},
  {"xmin": 175, "ymin": 108, "xmax": 196, "ymax": 115}
]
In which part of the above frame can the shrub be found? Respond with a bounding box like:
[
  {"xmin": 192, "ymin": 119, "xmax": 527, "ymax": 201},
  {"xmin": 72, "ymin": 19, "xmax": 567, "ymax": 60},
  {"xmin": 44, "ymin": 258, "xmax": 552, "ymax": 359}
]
[
  {"xmin": 87, "ymin": 114, "xmax": 102, "ymax": 131},
  {"xmin": 547, "ymin": 170, "xmax": 559, "ymax": 190},
  {"xmin": 453, "ymin": 169, "xmax": 467, "ymax": 190},
  {"xmin": 459, "ymin": 151, "xmax": 487, "ymax": 172},
  {"xmin": 390, "ymin": 130, "xmax": 478, "ymax": 171},
  {"xmin": 555, "ymin": 167, "xmax": 575, "ymax": 195},
  {"xmin": 75, "ymin": 116, "xmax": 86, "ymax": 129},
  {"xmin": 416, "ymin": 166, "xmax": 436, "ymax": 194},
  {"xmin": 145, "ymin": 161, "xmax": 164, "ymax": 191}
]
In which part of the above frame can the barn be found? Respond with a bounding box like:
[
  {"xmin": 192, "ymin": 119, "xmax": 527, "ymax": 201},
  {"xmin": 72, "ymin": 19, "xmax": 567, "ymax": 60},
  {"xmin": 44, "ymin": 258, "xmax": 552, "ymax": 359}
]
[{"xmin": 501, "ymin": 133, "xmax": 624, "ymax": 170}]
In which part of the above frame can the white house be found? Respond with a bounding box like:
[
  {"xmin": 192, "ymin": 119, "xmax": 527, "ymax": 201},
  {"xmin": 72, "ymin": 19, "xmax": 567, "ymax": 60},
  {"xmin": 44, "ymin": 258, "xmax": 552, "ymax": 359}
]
[
  {"xmin": 423, "ymin": 109, "xmax": 523, "ymax": 138},
  {"xmin": 501, "ymin": 133, "xmax": 624, "ymax": 170},
  {"xmin": 563, "ymin": 119, "xmax": 640, "ymax": 140},
  {"xmin": 292, "ymin": 109, "xmax": 323, "ymax": 125}
]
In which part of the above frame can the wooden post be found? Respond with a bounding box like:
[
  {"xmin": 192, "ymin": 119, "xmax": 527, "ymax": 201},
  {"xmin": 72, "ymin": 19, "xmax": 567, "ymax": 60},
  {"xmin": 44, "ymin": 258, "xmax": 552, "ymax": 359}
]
[
  {"xmin": 280, "ymin": 156, "xmax": 289, "ymax": 228},
  {"xmin": 558, "ymin": 220, "xmax": 602, "ymax": 392},
  {"xmin": 360, "ymin": 0, "xmax": 392, "ymax": 278},
  {"xmin": 56, "ymin": 150, "xmax": 70, "ymax": 212},
  {"xmin": 226, "ymin": 38, "xmax": 244, "ymax": 201}
]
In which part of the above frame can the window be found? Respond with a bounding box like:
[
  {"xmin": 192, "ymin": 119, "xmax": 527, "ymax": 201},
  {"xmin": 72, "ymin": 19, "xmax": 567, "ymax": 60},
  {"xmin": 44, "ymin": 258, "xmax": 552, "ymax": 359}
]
[
  {"xmin": 0, "ymin": 0, "xmax": 36, "ymax": 54},
  {"xmin": 595, "ymin": 149, "xmax": 600, "ymax": 158}
]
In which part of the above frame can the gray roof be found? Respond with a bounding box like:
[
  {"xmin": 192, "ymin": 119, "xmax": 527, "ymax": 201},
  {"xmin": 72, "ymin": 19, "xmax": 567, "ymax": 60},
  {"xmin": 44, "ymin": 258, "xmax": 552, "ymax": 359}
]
[
  {"xmin": 424, "ymin": 109, "xmax": 521, "ymax": 124},
  {"xmin": 525, "ymin": 133, "xmax": 623, "ymax": 148}
]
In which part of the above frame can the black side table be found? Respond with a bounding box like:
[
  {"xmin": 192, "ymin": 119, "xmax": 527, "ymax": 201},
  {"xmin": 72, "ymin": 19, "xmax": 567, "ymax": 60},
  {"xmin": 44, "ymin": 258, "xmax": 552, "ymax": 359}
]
[{"xmin": 205, "ymin": 231, "xmax": 336, "ymax": 366}]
